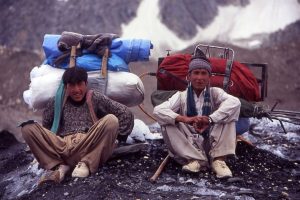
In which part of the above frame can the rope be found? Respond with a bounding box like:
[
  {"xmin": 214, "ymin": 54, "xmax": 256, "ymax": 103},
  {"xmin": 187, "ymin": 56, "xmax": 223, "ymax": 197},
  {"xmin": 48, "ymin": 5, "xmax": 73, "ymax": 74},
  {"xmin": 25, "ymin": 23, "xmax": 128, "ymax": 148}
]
[
  {"xmin": 138, "ymin": 72, "xmax": 157, "ymax": 122},
  {"xmin": 138, "ymin": 104, "xmax": 157, "ymax": 122}
]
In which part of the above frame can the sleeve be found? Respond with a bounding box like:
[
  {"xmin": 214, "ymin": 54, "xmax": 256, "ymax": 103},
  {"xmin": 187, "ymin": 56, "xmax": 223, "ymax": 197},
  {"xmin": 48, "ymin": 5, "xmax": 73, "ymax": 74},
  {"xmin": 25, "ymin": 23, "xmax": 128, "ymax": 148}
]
[
  {"xmin": 93, "ymin": 91, "xmax": 134, "ymax": 137},
  {"xmin": 42, "ymin": 98, "xmax": 55, "ymax": 130},
  {"xmin": 209, "ymin": 87, "xmax": 241, "ymax": 123},
  {"xmin": 153, "ymin": 91, "xmax": 182, "ymax": 125}
]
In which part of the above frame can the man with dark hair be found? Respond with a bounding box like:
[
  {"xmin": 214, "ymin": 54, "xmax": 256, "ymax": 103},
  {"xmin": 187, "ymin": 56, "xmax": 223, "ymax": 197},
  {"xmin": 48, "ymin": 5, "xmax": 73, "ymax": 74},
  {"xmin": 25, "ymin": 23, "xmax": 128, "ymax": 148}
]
[
  {"xmin": 153, "ymin": 52, "xmax": 241, "ymax": 178},
  {"xmin": 62, "ymin": 67, "xmax": 88, "ymax": 85},
  {"xmin": 21, "ymin": 67, "xmax": 134, "ymax": 182}
]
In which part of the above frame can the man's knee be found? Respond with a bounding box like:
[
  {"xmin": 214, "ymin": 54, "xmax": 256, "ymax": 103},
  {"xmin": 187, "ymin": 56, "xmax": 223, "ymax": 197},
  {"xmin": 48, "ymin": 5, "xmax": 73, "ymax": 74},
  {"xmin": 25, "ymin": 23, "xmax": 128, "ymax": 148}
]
[
  {"xmin": 103, "ymin": 114, "xmax": 119, "ymax": 131},
  {"xmin": 21, "ymin": 123, "xmax": 37, "ymax": 140}
]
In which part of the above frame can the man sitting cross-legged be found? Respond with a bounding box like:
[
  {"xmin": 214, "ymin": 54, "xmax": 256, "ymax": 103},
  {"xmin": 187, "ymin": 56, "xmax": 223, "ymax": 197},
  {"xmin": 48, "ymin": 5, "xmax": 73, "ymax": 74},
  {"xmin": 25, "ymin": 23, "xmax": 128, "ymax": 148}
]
[{"xmin": 21, "ymin": 67, "xmax": 134, "ymax": 182}]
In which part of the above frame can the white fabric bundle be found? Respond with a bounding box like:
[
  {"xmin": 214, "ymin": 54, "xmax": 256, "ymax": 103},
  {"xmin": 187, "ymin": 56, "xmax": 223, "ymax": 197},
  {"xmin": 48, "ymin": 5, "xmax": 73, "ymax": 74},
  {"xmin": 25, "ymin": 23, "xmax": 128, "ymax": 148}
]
[
  {"xmin": 23, "ymin": 65, "xmax": 145, "ymax": 109},
  {"xmin": 126, "ymin": 119, "xmax": 163, "ymax": 144}
]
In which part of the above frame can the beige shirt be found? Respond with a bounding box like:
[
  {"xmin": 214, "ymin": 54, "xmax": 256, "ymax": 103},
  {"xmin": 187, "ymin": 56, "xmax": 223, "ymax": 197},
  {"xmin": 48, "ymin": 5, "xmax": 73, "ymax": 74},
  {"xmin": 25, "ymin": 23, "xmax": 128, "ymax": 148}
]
[{"xmin": 153, "ymin": 87, "xmax": 241, "ymax": 126}]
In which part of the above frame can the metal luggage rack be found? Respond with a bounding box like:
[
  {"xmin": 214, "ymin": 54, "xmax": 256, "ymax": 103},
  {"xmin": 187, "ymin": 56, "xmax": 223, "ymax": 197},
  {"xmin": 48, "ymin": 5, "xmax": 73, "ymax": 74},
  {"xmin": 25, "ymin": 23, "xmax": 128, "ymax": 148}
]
[{"xmin": 194, "ymin": 43, "xmax": 235, "ymax": 61}]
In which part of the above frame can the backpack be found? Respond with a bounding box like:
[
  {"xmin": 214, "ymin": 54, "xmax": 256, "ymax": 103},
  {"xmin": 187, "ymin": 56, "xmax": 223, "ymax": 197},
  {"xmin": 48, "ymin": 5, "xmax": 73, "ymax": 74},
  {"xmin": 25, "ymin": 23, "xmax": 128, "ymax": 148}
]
[{"xmin": 156, "ymin": 54, "xmax": 261, "ymax": 102}]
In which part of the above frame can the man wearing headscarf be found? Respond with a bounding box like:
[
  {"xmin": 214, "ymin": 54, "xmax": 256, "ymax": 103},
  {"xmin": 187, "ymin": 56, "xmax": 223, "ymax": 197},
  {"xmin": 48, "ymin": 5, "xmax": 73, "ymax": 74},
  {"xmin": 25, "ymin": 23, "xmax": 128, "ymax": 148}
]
[{"xmin": 153, "ymin": 51, "xmax": 241, "ymax": 178}]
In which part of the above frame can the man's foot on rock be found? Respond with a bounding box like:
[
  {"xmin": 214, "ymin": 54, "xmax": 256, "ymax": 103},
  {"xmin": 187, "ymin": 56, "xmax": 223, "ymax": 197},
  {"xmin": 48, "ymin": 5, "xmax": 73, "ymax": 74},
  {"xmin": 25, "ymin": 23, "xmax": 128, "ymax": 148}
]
[
  {"xmin": 182, "ymin": 160, "xmax": 201, "ymax": 173},
  {"xmin": 72, "ymin": 162, "xmax": 90, "ymax": 178},
  {"xmin": 212, "ymin": 159, "xmax": 232, "ymax": 178},
  {"xmin": 38, "ymin": 164, "xmax": 70, "ymax": 185},
  {"xmin": 58, "ymin": 164, "xmax": 71, "ymax": 181}
]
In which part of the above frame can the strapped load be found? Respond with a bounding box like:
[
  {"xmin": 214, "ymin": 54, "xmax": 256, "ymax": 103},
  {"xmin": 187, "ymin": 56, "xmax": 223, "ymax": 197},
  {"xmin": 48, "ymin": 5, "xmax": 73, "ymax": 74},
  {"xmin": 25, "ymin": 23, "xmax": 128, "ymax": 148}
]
[
  {"xmin": 43, "ymin": 33, "xmax": 153, "ymax": 71},
  {"xmin": 23, "ymin": 32, "xmax": 153, "ymax": 109},
  {"xmin": 156, "ymin": 44, "xmax": 262, "ymax": 102},
  {"xmin": 23, "ymin": 65, "xmax": 145, "ymax": 109}
]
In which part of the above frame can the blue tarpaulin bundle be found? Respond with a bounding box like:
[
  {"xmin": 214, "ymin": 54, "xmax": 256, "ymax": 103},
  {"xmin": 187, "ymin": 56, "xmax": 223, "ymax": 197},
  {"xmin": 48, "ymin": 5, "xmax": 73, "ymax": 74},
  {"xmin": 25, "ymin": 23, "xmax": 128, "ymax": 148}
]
[
  {"xmin": 110, "ymin": 38, "xmax": 153, "ymax": 63},
  {"xmin": 42, "ymin": 34, "xmax": 153, "ymax": 72}
]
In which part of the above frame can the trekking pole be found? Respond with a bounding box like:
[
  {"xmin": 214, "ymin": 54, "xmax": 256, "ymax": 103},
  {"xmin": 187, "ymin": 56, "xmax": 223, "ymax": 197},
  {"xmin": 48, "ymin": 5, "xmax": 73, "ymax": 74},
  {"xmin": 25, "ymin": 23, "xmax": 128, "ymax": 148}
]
[{"xmin": 150, "ymin": 154, "xmax": 170, "ymax": 183}]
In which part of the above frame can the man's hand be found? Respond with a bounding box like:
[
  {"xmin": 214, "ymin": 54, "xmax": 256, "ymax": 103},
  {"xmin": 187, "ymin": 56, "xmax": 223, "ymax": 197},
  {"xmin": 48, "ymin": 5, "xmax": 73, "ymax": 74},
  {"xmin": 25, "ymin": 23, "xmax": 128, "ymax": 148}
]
[
  {"xmin": 175, "ymin": 115, "xmax": 210, "ymax": 134},
  {"xmin": 193, "ymin": 116, "xmax": 210, "ymax": 134}
]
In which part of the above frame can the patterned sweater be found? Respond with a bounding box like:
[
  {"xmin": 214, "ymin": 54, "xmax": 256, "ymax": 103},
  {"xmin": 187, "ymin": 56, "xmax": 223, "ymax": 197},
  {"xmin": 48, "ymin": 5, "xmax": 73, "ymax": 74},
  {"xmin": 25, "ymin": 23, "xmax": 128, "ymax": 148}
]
[{"xmin": 43, "ymin": 90, "xmax": 134, "ymax": 141}]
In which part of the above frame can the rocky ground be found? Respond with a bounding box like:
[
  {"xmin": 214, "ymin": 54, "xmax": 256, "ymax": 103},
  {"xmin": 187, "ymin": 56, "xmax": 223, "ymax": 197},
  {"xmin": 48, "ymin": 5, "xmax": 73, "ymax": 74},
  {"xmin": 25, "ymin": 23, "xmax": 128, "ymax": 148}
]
[{"xmin": 1, "ymin": 118, "xmax": 300, "ymax": 200}]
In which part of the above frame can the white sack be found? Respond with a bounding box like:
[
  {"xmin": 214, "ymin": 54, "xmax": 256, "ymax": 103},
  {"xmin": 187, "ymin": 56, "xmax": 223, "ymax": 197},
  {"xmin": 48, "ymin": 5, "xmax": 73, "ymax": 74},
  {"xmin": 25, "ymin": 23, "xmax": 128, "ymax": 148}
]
[
  {"xmin": 23, "ymin": 65, "xmax": 145, "ymax": 109},
  {"xmin": 30, "ymin": 64, "xmax": 64, "ymax": 79},
  {"xmin": 126, "ymin": 119, "xmax": 163, "ymax": 143}
]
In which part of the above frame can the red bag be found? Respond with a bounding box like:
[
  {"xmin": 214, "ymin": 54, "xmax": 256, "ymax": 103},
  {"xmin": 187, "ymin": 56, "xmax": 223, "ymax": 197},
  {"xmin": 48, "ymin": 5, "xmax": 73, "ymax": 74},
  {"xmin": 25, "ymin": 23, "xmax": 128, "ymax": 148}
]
[
  {"xmin": 157, "ymin": 54, "xmax": 261, "ymax": 102},
  {"xmin": 157, "ymin": 54, "xmax": 191, "ymax": 91}
]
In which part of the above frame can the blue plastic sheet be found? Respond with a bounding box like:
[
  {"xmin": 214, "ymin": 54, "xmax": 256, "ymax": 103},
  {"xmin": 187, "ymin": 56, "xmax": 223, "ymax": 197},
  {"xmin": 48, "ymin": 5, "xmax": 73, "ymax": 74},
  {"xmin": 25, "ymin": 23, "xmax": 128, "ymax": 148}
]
[
  {"xmin": 42, "ymin": 34, "xmax": 153, "ymax": 71},
  {"xmin": 43, "ymin": 52, "xmax": 129, "ymax": 72},
  {"xmin": 43, "ymin": 35, "xmax": 128, "ymax": 72},
  {"xmin": 111, "ymin": 38, "xmax": 153, "ymax": 63}
]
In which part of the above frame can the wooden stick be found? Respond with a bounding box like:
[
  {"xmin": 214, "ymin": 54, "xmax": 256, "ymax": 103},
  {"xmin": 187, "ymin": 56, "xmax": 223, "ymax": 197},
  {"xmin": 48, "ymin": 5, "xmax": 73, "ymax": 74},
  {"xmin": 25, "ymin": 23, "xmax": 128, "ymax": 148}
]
[
  {"xmin": 69, "ymin": 43, "xmax": 81, "ymax": 68},
  {"xmin": 149, "ymin": 154, "xmax": 170, "ymax": 183},
  {"xmin": 236, "ymin": 135, "xmax": 255, "ymax": 147},
  {"xmin": 69, "ymin": 46, "xmax": 77, "ymax": 68}
]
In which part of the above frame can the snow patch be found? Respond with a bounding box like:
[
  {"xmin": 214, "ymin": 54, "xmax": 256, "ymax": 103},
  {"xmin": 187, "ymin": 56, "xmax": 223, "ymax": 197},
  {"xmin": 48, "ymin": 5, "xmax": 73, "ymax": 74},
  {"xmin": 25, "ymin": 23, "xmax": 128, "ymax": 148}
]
[{"xmin": 248, "ymin": 117, "xmax": 300, "ymax": 161}]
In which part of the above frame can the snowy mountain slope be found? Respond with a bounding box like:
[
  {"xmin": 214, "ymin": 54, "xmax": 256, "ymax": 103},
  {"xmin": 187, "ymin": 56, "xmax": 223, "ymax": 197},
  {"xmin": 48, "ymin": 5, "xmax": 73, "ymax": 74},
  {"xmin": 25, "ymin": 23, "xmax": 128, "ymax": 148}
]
[
  {"xmin": 1, "ymin": 0, "xmax": 299, "ymax": 58},
  {"xmin": 121, "ymin": 0, "xmax": 300, "ymax": 58}
]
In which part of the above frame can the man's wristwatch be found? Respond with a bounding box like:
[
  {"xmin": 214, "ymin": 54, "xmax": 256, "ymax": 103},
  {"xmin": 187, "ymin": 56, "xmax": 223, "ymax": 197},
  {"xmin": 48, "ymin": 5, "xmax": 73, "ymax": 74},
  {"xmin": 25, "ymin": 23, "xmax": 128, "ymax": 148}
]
[{"xmin": 208, "ymin": 117, "xmax": 214, "ymax": 125}]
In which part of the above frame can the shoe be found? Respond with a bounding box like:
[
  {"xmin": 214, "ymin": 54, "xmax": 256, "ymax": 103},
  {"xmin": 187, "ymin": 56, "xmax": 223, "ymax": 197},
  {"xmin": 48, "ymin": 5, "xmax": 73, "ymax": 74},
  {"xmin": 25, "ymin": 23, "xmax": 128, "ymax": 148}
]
[
  {"xmin": 38, "ymin": 164, "xmax": 70, "ymax": 185},
  {"xmin": 72, "ymin": 162, "xmax": 90, "ymax": 178},
  {"xmin": 182, "ymin": 160, "xmax": 201, "ymax": 173},
  {"xmin": 212, "ymin": 160, "xmax": 232, "ymax": 178}
]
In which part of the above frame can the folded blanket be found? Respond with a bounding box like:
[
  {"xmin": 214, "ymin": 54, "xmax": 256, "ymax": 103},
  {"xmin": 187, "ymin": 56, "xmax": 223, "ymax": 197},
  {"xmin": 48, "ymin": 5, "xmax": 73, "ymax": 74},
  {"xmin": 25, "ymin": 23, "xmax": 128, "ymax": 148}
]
[
  {"xmin": 58, "ymin": 31, "xmax": 118, "ymax": 55},
  {"xmin": 55, "ymin": 32, "xmax": 118, "ymax": 66}
]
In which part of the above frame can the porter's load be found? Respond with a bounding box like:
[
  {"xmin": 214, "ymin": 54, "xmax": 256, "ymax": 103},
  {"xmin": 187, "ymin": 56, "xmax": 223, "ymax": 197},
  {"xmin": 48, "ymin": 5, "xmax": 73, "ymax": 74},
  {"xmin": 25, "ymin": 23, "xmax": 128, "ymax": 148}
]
[
  {"xmin": 42, "ymin": 33, "xmax": 153, "ymax": 71},
  {"xmin": 23, "ymin": 65, "xmax": 145, "ymax": 109},
  {"xmin": 156, "ymin": 54, "xmax": 260, "ymax": 102}
]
